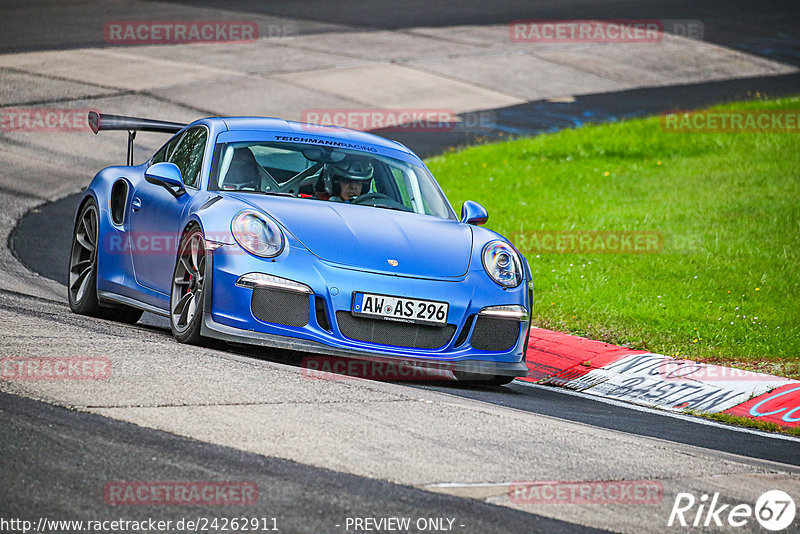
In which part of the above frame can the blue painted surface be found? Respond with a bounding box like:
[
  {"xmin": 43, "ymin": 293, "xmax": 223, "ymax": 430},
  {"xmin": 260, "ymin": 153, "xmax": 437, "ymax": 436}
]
[{"xmin": 82, "ymin": 117, "xmax": 530, "ymax": 366}]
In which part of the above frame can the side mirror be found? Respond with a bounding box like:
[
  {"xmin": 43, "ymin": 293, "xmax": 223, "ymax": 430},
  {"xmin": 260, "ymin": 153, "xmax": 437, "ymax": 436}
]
[
  {"xmin": 461, "ymin": 200, "xmax": 488, "ymax": 226},
  {"xmin": 145, "ymin": 162, "xmax": 185, "ymax": 197}
]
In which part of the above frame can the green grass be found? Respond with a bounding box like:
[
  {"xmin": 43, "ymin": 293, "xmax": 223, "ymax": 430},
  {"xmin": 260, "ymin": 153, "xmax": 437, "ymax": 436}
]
[
  {"xmin": 694, "ymin": 411, "xmax": 800, "ymax": 437},
  {"xmin": 427, "ymin": 96, "xmax": 800, "ymax": 377}
]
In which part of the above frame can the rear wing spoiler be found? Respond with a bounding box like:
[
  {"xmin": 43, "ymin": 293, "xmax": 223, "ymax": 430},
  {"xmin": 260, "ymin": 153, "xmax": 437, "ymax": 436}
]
[{"xmin": 88, "ymin": 111, "xmax": 186, "ymax": 165}]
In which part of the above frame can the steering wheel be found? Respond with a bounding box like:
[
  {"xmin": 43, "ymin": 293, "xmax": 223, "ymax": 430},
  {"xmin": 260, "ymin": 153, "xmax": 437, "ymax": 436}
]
[
  {"xmin": 350, "ymin": 192, "xmax": 394, "ymax": 205},
  {"xmin": 351, "ymin": 192, "xmax": 412, "ymax": 212}
]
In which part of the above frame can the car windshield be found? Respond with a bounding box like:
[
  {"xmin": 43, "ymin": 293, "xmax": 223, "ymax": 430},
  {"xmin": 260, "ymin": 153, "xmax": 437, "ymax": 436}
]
[{"xmin": 209, "ymin": 141, "xmax": 456, "ymax": 220}]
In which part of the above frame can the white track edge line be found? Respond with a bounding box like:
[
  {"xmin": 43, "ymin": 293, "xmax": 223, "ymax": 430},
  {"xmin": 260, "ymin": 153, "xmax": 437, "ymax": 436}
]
[{"xmin": 514, "ymin": 380, "xmax": 800, "ymax": 443}]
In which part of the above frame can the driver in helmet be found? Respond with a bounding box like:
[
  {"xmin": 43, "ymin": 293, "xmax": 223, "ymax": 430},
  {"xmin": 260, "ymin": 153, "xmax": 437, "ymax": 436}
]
[{"xmin": 327, "ymin": 157, "xmax": 374, "ymax": 202}]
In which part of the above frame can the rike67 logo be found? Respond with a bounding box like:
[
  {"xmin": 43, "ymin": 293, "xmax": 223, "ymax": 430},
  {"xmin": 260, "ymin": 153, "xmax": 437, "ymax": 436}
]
[{"xmin": 668, "ymin": 490, "xmax": 795, "ymax": 531}]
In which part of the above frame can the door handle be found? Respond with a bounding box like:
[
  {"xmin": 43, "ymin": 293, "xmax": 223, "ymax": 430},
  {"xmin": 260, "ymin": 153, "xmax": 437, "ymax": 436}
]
[{"xmin": 131, "ymin": 197, "xmax": 142, "ymax": 212}]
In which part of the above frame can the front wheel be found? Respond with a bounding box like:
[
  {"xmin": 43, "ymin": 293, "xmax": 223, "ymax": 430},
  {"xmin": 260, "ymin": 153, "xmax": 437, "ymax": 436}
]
[
  {"xmin": 453, "ymin": 371, "xmax": 515, "ymax": 386},
  {"xmin": 170, "ymin": 227, "xmax": 207, "ymax": 344}
]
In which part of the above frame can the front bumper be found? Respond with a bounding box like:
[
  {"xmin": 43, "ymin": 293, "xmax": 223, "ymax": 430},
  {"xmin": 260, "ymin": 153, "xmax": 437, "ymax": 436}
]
[
  {"xmin": 202, "ymin": 243, "xmax": 530, "ymax": 377},
  {"xmin": 200, "ymin": 312, "xmax": 528, "ymax": 377}
]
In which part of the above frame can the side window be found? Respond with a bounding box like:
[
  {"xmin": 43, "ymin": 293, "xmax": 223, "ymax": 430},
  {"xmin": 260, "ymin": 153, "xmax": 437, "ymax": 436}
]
[
  {"xmin": 151, "ymin": 133, "xmax": 183, "ymax": 165},
  {"xmin": 168, "ymin": 127, "xmax": 207, "ymax": 188}
]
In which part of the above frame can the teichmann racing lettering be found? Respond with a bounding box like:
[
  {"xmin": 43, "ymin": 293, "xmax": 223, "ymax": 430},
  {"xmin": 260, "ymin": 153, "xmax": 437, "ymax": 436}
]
[{"xmin": 273, "ymin": 135, "xmax": 378, "ymax": 153}]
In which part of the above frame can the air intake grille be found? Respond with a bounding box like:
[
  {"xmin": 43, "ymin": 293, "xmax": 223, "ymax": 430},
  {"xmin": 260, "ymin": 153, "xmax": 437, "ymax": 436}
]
[
  {"xmin": 251, "ymin": 288, "xmax": 309, "ymax": 327},
  {"xmin": 336, "ymin": 311, "xmax": 456, "ymax": 349},
  {"xmin": 471, "ymin": 316, "xmax": 520, "ymax": 352}
]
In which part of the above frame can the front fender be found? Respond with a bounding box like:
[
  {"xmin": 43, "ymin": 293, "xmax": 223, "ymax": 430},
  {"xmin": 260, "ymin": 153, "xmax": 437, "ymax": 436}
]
[{"xmin": 187, "ymin": 195, "xmax": 244, "ymax": 245}]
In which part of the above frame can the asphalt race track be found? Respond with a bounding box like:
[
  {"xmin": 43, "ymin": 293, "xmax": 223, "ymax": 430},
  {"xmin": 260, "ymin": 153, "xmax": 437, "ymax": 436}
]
[
  {"xmin": 2, "ymin": 1, "xmax": 800, "ymax": 532},
  {"xmin": 0, "ymin": 391, "xmax": 591, "ymax": 534},
  {"xmin": 11, "ymin": 191, "xmax": 800, "ymax": 468}
]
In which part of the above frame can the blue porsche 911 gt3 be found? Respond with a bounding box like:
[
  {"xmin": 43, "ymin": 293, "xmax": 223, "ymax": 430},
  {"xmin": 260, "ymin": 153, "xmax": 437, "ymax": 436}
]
[{"xmin": 69, "ymin": 112, "xmax": 531, "ymax": 384}]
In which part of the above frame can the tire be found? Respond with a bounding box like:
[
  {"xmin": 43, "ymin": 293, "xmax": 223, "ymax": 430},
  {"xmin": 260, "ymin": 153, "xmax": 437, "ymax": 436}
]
[
  {"xmin": 483, "ymin": 375, "xmax": 516, "ymax": 386},
  {"xmin": 170, "ymin": 227, "xmax": 206, "ymax": 344},
  {"xmin": 453, "ymin": 371, "xmax": 516, "ymax": 386},
  {"xmin": 68, "ymin": 198, "xmax": 143, "ymax": 324}
]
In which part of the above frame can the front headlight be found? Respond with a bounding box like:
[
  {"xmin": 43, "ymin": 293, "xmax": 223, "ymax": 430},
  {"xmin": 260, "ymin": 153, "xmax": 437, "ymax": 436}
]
[
  {"xmin": 231, "ymin": 210, "xmax": 284, "ymax": 258},
  {"xmin": 482, "ymin": 241, "xmax": 523, "ymax": 288}
]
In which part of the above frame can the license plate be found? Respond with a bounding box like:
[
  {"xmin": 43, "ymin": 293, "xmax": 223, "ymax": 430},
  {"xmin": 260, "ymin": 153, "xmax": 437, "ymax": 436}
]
[{"xmin": 351, "ymin": 292, "xmax": 448, "ymax": 326}]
